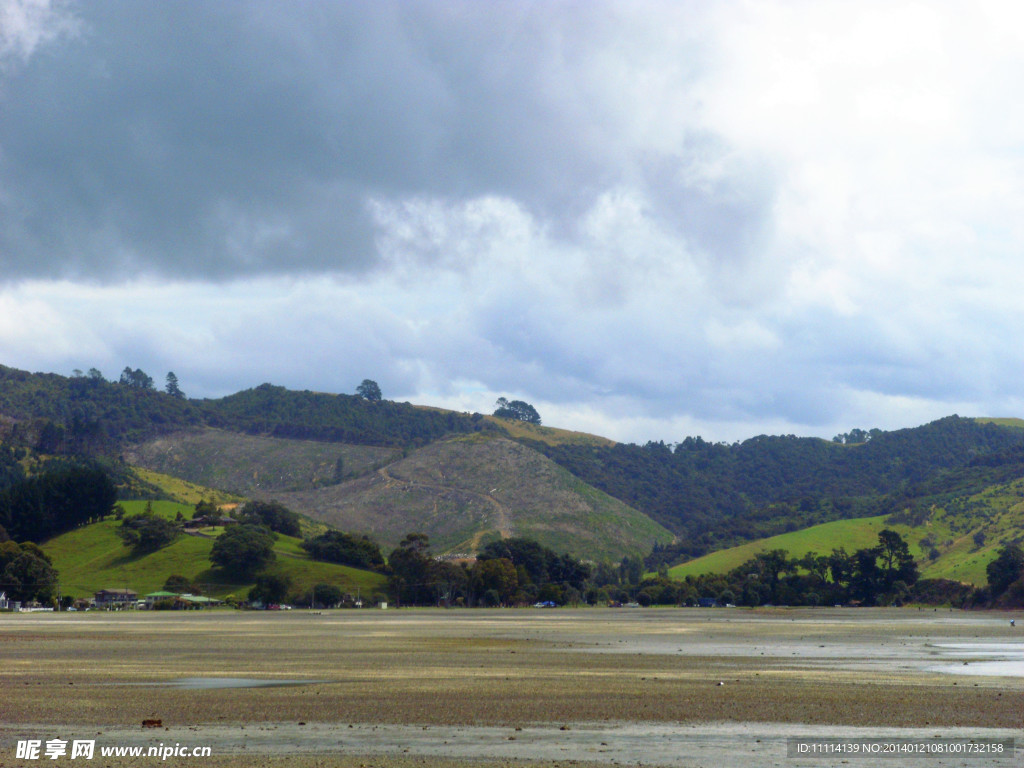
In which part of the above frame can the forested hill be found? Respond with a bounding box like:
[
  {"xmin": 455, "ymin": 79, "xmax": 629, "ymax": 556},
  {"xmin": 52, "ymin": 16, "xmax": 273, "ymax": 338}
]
[
  {"xmin": 5, "ymin": 363, "xmax": 1024, "ymax": 568},
  {"xmin": 0, "ymin": 366, "xmax": 203, "ymax": 450},
  {"xmin": 0, "ymin": 365, "xmax": 494, "ymax": 450},
  {"xmin": 529, "ymin": 416, "xmax": 1024, "ymax": 564},
  {"xmin": 205, "ymin": 384, "xmax": 495, "ymax": 445}
]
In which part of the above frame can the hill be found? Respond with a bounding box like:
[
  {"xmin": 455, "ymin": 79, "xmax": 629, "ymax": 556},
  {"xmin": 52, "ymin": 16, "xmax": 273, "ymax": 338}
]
[
  {"xmin": 123, "ymin": 428, "xmax": 670, "ymax": 562},
  {"xmin": 0, "ymin": 365, "xmax": 495, "ymax": 448},
  {"xmin": 42, "ymin": 500, "xmax": 386, "ymax": 601},
  {"xmin": 669, "ymin": 459, "xmax": 1024, "ymax": 586},
  {"xmin": 124, "ymin": 428, "xmax": 398, "ymax": 494},
  {"xmin": 534, "ymin": 415, "xmax": 1024, "ymax": 563},
  {"xmin": 204, "ymin": 383, "xmax": 496, "ymax": 446},
  {"xmin": 668, "ymin": 516, "xmax": 917, "ymax": 580},
  {"xmin": 5, "ymin": 363, "xmax": 1024, "ymax": 572},
  {"xmin": 258, "ymin": 434, "xmax": 674, "ymax": 560},
  {"xmin": 480, "ymin": 415, "xmax": 615, "ymax": 447}
]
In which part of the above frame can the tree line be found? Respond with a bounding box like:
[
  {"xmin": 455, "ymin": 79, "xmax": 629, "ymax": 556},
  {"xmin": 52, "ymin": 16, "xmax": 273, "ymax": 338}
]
[
  {"xmin": 624, "ymin": 534, "xmax": 1024, "ymax": 610},
  {"xmin": 643, "ymin": 530, "xmax": 922, "ymax": 608},
  {"xmin": 0, "ymin": 460, "xmax": 117, "ymax": 544},
  {"xmin": 530, "ymin": 416, "xmax": 1024, "ymax": 566},
  {"xmin": 0, "ymin": 456, "xmax": 116, "ymax": 605},
  {"xmin": 384, "ymin": 535, "xmax": 593, "ymax": 607},
  {"xmin": 0, "ymin": 365, "xmax": 501, "ymax": 451}
]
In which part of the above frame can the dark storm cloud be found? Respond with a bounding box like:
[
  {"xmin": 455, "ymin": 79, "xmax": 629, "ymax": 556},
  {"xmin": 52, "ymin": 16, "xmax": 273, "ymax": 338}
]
[
  {"xmin": 1, "ymin": 2, "xmax": 382, "ymax": 278},
  {"xmin": 7, "ymin": 1, "xmax": 1018, "ymax": 445},
  {"xmin": 0, "ymin": 0, "xmax": 727, "ymax": 282}
]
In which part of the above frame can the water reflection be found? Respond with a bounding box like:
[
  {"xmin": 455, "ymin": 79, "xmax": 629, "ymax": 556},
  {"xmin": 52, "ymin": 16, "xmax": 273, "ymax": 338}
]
[{"xmin": 929, "ymin": 643, "xmax": 1024, "ymax": 677}]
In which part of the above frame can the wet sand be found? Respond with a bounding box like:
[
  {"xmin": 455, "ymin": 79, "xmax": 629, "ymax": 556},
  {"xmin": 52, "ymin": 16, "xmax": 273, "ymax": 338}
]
[{"xmin": 1, "ymin": 607, "xmax": 1021, "ymax": 767}]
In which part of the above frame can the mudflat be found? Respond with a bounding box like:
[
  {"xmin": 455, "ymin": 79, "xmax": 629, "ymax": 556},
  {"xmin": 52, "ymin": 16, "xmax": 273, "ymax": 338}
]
[{"xmin": 1, "ymin": 607, "xmax": 1021, "ymax": 767}]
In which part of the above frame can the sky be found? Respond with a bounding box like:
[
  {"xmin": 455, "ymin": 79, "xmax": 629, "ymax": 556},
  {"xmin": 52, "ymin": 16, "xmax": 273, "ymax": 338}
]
[{"xmin": 2, "ymin": 0, "xmax": 1024, "ymax": 445}]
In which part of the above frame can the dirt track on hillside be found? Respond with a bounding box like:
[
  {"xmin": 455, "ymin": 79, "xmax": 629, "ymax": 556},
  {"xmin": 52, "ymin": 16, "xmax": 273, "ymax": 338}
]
[{"xmin": 378, "ymin": 465, "xmax": 513, "ymax": 548}]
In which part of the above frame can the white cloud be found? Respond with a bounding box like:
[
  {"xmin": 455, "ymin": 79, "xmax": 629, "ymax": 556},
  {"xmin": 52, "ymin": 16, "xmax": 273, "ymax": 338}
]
[
  {"xmin": 2, "ymin": 2, "xmax": 1024, "ymax": 443},
  {"xmin": 0, "ymin": 0, "xmax": 78, "ymax": 66}
]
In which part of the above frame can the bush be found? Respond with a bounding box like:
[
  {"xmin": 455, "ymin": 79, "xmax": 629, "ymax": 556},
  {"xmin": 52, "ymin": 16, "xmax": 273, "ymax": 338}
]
[
  {"xmin": 248, "ymin": 573, "xmax": 292, "ymax": 605},
  {"xmin": 210, "ymin": 524, "xmax": 276, "ymax": 577},
  {"xmin": 302, "ymin": 530, "xmax": 384, "ymax": 570},
  {"xmin": 2, "ymin": 551, "xmax": 59, "ymax": 603},
  {"xmin": 237, "ymin": 501, "xmax": 301, "ymax": 537},
  {"xmin": 987, "ymin": 544, "xmax": 1024, "ymax": 596},
  {"xmin": 306, "ymin": 583, "xmax": 343, "ymax": 608},
  {"xmin": 117, "ymin": 513, "xmax": 180, "ymax": 554},
  {"xmin": 995, "ymin": 576, "xmax": 1024, "ymax": 608}
]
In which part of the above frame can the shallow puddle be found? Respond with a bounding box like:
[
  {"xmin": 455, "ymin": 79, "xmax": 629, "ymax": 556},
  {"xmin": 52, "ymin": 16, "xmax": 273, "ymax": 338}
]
[
  {"xmin": 158, "ymin": 677, "xmax": 328, "ymax": 689},
  {"xmin": 928, "ymin": 643, "xmax": 1024, "ymax": 677}
]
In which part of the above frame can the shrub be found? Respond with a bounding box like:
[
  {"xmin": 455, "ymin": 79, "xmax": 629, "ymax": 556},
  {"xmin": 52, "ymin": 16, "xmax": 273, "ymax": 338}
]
[
  {"xmin": 302, "ymin": 530, "xmax": 384, "ymax": 570},
  {"xmin": 210, "ymin": 524, "xmax": 276, "ymax": 577}
]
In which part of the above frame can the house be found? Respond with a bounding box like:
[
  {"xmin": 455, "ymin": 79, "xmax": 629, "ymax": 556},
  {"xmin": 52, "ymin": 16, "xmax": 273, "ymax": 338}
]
[
  {"xmin": 0, "ymin": 591, "xmax": 8, "ymax": 610},
  {"xmin": 143, "ymin": 591, "xmax": 179, "ymax": 608},
  {"xmin": 94, "ymin": 589, "xmax": 138, "ymax": 608},
  {"xmin": 141, "ymin": 592, "xmax": 222, "ymax": 609},
  {"xmin": 175, "ymin": 594, "xmax": 222, "ymax": 609}
]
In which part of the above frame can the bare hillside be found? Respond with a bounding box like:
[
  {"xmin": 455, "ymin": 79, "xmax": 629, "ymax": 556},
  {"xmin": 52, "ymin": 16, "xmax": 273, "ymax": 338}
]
[
  {"xmin": 270, "ymin": 434, "xmax": 674, "ymax": 560},
  {"xmin": 125, "ymin": 428, "xmax": 398, "ymax": 494}
]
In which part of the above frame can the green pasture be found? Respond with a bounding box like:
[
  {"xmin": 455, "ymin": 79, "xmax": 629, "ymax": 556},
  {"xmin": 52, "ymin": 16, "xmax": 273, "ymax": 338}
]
[
  {"xmin": 42, "ymin": 505, "xmax": 386, "ymax": 602},
  {"xmin": 668, "ymin": 516, "xmax": 912, "ymax": 580},
  {"xmin": 668, "ymin": 501, "xmax": 1019, "ymax": 587}
]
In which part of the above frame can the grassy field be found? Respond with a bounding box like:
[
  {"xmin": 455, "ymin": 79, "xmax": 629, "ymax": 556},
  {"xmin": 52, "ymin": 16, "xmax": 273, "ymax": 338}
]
[
  {"xmin": 42, "ymin": 500, "xmax": 386, "ymax": 601},
  {"xmin": 668, "ymin": 516, "xmax": 914, "ymax": 580},
  {"xmin": 974, "ymin": 416, "xmax": 1024, "ymax": 429},
  {"xmin": 129, "ymin": 467, "xmax": 245, "ymax": 506},
  {"xmin": 483, "ymin": 415, "xmax": 616, "ymax": 447},
  {"xmin": 670, "ymin": 468, "xmax": 1024, "ymax": 585},
  {"xmin": 666, "ymin": 513, "xmax": 1003, "ymax": 585}
]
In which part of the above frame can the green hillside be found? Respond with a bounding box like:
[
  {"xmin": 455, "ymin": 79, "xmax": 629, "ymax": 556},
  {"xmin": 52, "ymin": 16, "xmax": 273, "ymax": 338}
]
[
  {"xmin": 130, "ymin": 466, "xmax": 245, "ymax": 506},
  {"xmin": 7, "ymin": 362, "xmax": 1024, "ymax": 578},
  {"xmin": 42, "ymin": 500, "xmax": 386, "ymax": 601},
  {"xmin": 124, "ymin": 428, "xmax": 671, "ymax": 561},
  {"xmin": 541, "ymin": 415, "xmax": 1024, "ymax": 565},
  {"xmin": 481, "ymin": 416, "xmax": 615, "ymax": 448},
  {"xmin": 669, "ymin": 467, "xmax": 1024, "ymax": 587},
  {"xmin": 669, "ymin": 516, "xmax": 917, "ymax": 580},
  {"xmin": 974, "ymin": 417, "xmax": 1024, "ymax": 430}
]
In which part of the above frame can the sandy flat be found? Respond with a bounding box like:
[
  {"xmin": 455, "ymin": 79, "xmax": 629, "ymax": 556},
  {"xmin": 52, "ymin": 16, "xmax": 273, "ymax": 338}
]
[{"xmin": 1, "ymin": 607, "xmax": 1021, "ymax": 767}]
